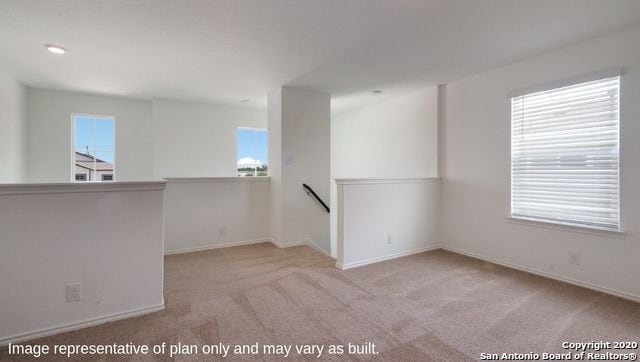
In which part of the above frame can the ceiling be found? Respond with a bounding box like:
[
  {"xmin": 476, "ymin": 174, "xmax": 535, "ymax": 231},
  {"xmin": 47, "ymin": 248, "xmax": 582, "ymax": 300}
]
[{"xmin": 1, "ymin": 0, "xmax": 639, "ymax": 114}]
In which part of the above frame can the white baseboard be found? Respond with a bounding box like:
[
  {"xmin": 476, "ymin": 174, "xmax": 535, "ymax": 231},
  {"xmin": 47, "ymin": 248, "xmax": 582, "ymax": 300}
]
[
  {"xmin": 336, "ymin": 244, "xmax": 443, "ymax": 270},
  {"xmin": 8, "ymin": 241, "xmax": 636, "ymax": 347},
  {"xmin": 269, "ymin": 238, "xmax": 333, "ymax": 258},
  {"xmin": 268, "ymin": 238, "xmax": 306, "ymax": 249},
  {"xmin": 441, "ymin": 246, "xmax": 640, "ymax": 304},
  {"xmin": 0, "ymin": 303, "xmax": 164, "ymax": 346},
  {"xmin": 165, "ymin": 237, "xmax": 331, "ymax": 257},
  {"xmin": 302, "ymin": 238, "xmax": 331, "ymax": 257},
  {"xmin": 335, "ymin": 243, "xmax": 640, "ymax": 303},
  {"xmin": 164, "ymin": 238, "xmax": 272, "ymax": 255}
]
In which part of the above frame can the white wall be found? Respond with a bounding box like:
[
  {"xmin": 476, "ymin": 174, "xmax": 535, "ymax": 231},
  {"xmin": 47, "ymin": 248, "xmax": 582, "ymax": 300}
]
[
  {"xmin": 164, "ymin": 177, "xmax": 270, "ymax": 254},
  {"xmin": 27, "ymin": 88, "xmax": 154, "ymax": 182},
  {"xmin": 268, "ymin": 87, "xmax": 331, "ymax": 252},
  {"xmin": 441, "ymin": 26, "xmax": 640, "ymax": 301},
  {"xmin": 25, "ymin": 91, "xmax": 266, "ymax": 182},
  {"xmin": 336, "ymin": 179, "xmax": 440, "ymax": 269},
  {"xmin": 0, "ymin": 182, "xmax": 166, "ymax": 344},
  {"xmin": 331, "ymin": 87, "xmax": 439, "ymax": 256},
  {"xmin": 0, "ymin": 70, "xmax": 27, "ymax": 182},
  {"xmin": 268, "ymin": 89, "xmax": 283, "ymax": 245},
  {"xmin": 152, "ymin": 99, "xmax": 267, "ymax": 178},
  {"xmin": 281, "ymin": 88, "xmax": 331, "ymax": 252}
]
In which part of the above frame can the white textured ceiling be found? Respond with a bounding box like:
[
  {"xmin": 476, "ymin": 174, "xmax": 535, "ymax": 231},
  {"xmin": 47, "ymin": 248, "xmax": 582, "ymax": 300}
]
[{"xmin": 1, "ymin": 0, "xmax": 639, "ymax": 114}]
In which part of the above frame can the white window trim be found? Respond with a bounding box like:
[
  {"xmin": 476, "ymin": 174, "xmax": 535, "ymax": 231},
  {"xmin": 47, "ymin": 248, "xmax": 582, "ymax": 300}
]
[
  {"xmin": 507, "ymin": 69, "xmax": 623, "ymax": 233},
  {"xmin": 71, "ymin": 113, "xmax": 117, "ymax": 182},
  {"xmin": 507, "ymin": 68, "xmax": 622, "ymax": 98},
  {"xmin": 506, "ymin": 216, "xmax": 625, "ymax": 239}
]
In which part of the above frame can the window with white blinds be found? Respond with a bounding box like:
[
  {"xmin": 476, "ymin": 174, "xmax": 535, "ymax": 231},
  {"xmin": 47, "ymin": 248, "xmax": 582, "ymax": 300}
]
[{"xmin": 510, "ymin": 75, "xmax": 620, "ymax": 231}]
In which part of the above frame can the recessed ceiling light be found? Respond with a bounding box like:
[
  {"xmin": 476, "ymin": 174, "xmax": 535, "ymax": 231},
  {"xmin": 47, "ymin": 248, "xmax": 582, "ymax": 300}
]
[
  {"xmin": 372, "ymin": 90, "xmax": 383, "ymax": 95},
  {"xmin": 45, "ymin": 44, "xmax": 67, "ymax": 54},
  {"xmin": 240, "ymin": 99, "xmax": 250, "ymax": 103}
]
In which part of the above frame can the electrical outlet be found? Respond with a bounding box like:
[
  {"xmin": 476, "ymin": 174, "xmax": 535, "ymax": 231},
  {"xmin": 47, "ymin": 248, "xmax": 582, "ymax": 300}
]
[
  {"xmin": 219, "ymin": 226, "xmax": 226, "ymax": 236},
  {"xmin": 66, "ymin": 283, "xmax": 82, "ymax": 302},
  {"xmin": 569, "ymin": 253, "xmax": 581, "ymax": 266},
  {"xmin": 386, "ymin": 234, "xmax": 393, "ymax": 244}
]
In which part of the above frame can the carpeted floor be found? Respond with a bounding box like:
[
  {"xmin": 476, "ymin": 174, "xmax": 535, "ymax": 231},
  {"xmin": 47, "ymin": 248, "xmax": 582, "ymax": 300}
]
[{"xmin": 2, "ymin": 243, "xmax": 640, "ymax": 361}]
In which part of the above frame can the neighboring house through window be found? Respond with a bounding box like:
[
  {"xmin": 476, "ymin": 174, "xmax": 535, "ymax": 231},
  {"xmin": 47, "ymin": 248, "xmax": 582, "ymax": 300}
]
[
  {"xmin": 510, "ymin": 73, "xmax": 620, "ymax": 231},
  {"xmin": 73, "ymin": 114, "xmax": 115, "ymax": 182},
  {"xmin": 237, "ymin": 127, "xmax": 268, "ymax": 176}
]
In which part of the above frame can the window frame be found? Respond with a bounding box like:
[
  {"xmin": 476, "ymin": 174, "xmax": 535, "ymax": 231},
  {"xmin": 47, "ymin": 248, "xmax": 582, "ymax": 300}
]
[
  {"xmin": 235, "ymin": 126, "xmax": 268, "ymax": 177},
  {"xmin": 71, "ymin": 113, "xmax": 117, "ymax": 183},
  {"xmin": 507, "ymin": 69, "xmax": 623, "ymax": 234}
]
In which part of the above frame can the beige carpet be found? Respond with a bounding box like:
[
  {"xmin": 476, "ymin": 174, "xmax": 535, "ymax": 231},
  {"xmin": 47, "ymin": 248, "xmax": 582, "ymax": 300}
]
[{"xmin": 2, "ymin": 243, "xmax": 640, "ymax": 361}]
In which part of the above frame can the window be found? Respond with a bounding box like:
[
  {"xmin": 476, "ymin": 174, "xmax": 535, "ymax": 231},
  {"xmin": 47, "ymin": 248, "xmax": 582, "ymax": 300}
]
[
  {"xmin": 73, "ymin": 114, "xmax": 115, "ymax": 182},
  {"xmin": 237, "ymin": 127, "xmax": 268, "ymax": 177},
  {"xmin": 511, "ymin": 74, "xmax": 620, "ymax": 231}
]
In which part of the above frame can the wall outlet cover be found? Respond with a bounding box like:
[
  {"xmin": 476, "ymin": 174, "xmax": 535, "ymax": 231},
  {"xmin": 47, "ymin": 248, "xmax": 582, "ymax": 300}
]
[
  {"xmin": 66, "ymin": 283, "xmax": 82, "ymax": 302},
  {"xmin": 569, "ymin": 253, "xmax": 581, "ymax": 266}
]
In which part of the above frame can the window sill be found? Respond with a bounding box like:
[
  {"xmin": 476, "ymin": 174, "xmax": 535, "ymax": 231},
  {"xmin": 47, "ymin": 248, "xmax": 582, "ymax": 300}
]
[{"xmin": 506, "ymin": 216, "xmax": 626, "ymax": 239}]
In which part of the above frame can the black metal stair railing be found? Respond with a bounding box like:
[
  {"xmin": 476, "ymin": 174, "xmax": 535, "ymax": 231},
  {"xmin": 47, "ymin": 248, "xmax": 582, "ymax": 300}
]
[{"xmin": 302, "ymin": 183, "xmax": 330, "ymax": 213}]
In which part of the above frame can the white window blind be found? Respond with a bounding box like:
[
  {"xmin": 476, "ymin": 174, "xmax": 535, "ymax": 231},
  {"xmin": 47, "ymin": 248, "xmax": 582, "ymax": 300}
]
[{"xmin": 511, "ymin": 75, "xmax": 620, "ymax": 231}]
